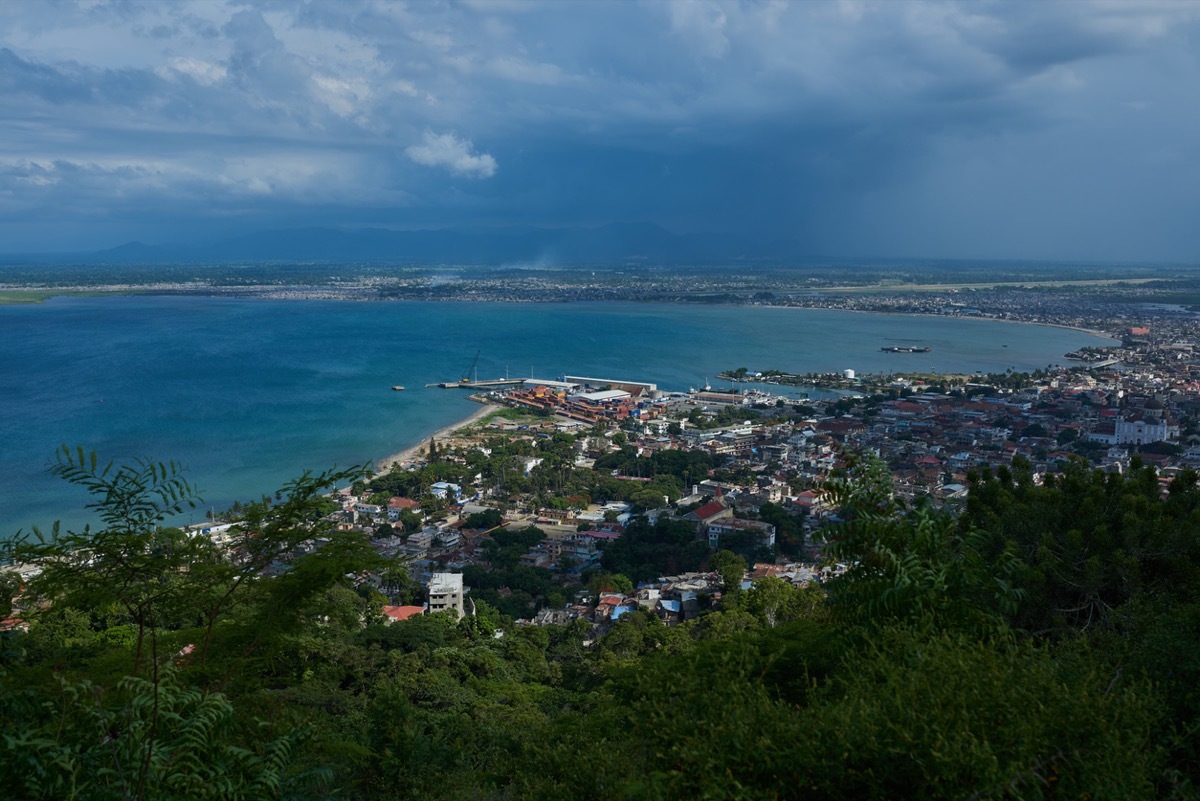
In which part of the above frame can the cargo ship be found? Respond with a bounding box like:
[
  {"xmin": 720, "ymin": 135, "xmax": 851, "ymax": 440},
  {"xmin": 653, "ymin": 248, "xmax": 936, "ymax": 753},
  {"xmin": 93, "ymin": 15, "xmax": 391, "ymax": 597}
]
[{"xmin": 881, "ymin": 345, "xmax": 931, "ymax": 353}]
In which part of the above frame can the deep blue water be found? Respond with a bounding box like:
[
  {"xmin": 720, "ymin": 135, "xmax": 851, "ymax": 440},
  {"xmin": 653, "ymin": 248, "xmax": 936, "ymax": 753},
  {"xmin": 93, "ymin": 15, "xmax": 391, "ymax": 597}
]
[{"xmin": 0, "ymin": 296, "xmax": 1114, "ymax": 535}]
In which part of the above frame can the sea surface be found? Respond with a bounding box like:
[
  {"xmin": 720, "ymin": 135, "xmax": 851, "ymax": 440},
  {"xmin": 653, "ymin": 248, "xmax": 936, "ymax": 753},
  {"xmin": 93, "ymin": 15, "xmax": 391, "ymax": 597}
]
[{"xmin": 1, "ymin": 296, "xmax": 1115, "ymax": 536}]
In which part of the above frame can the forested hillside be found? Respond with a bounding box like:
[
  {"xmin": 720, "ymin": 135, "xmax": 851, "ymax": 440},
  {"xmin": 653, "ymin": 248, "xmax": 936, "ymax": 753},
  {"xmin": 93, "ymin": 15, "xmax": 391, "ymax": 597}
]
[{"xmin": 3, "ymin": 449, "xmax": 1200, "ymax": 799}]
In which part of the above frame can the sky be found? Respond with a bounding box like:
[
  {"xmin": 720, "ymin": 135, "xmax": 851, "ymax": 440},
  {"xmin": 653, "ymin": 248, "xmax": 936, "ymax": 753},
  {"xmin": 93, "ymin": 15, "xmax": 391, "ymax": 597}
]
[{"xmin": 1, "ymin": 0, "xmax": 1198, "ymax": 262}]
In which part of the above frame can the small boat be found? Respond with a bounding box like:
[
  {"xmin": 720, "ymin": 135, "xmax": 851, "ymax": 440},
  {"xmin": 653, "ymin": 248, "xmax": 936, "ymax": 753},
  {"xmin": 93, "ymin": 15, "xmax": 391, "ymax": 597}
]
[{"xmin": 391, "ymin": 385, "xmax": 406, "ymax": 391}]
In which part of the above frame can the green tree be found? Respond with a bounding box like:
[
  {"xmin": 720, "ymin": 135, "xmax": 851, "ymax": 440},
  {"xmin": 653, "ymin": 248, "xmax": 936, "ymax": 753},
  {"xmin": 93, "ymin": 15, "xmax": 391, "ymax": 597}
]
[
  {"xmin": 962, "ymin": 459, "xmax": 1200, "ymax": 636},
  {"xmin": 709, "ymin": 550, "xmax": 746, "ymax": 596},
  {"xmin": 420, "ymin": 494, "xmax": 447, "ymax": 518},
  {"xmin": 587, "ymin": 572, "xmax": 634, "ymax": 597},
  {"xmin": 465, "ymin": 508, "xmax": 504, "ymax": 530},
  {"xmin": 396, "ymin": 508, "xmax": 423, "ymax": 532},
  {"xmin": 601, "ymin": 517, "xmax": 707, "ymax": 582},
  {"xmin": 0, "ymin": 570, "xmax": 20, "ymax": 619},
  {"xmin": 820, "ymin": 454, "xmax": 1023, "ymax": 635},
  {"xmin": 0, "ymin": 448, "xmax": 372, "ymax": 800},
  {"xmin": 0, "ymin": 668, "xmax": 317, "ymax": 801},
  {"xmin": 744, "ymin": 576, "xmax": 822, "ymax": 628},
  {"xmin": 381, "ymin": 564, "xmax": 424, "ymax": 605},
  {"xmin": 1056, "ymin": 427, "xmax": 1079, "ymax": 445},
  {"xmin": 9, "ymin": 447, "xmax": 203, "ymax": 675}
]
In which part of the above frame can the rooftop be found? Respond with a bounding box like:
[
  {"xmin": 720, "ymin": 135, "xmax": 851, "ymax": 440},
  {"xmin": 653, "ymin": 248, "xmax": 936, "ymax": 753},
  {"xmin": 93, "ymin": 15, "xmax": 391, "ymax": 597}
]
[{"xmin": 428, "ymin": 572, "xmax": 464, "ymax": 594}]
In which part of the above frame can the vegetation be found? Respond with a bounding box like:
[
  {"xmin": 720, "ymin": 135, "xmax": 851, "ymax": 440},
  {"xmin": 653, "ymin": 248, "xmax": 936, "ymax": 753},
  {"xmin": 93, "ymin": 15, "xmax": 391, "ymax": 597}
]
[
  {"xmin": 4, "ymin": 447, "xmax": 1200, "ymax": 798},
  {"xmin": 0, "ymin": 290, "xmax": 59, "ymax": 305}
]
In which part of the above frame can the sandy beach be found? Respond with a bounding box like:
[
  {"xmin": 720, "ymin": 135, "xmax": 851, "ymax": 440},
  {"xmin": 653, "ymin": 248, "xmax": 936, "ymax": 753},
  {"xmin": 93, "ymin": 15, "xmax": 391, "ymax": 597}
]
[{"xmin": 375, "ymin": 402, "xmax": 503, "ymax": 474}]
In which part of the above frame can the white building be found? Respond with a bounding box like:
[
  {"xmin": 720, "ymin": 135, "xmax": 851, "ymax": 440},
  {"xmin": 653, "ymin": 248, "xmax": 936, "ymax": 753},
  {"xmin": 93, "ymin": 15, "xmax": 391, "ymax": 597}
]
[
  {"xmin": 427, "ymin": 572, "xmax": 467, "ymax": 619},
  {"xmin": 1089, "ymin": 413, "xmax": 1179, "ymax": 446},
  {"xmin": 430, "ymin": 482, "xmax": 462, "ymax": 500},
  {"xmin": 705, "ymin": 517, "xmax": 777, "ymax": 550}
]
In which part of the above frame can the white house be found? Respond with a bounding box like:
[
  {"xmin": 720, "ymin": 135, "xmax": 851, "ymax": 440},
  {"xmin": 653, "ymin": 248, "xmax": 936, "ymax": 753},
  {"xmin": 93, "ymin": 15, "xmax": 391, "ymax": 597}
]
[{"xmin": 430, "ymin": 482, "xmax": 462, "ymax": 500}]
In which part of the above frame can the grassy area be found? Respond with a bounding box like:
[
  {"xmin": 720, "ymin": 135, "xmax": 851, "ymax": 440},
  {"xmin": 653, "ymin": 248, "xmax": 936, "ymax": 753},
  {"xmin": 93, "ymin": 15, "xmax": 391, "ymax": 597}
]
[
  {"xmin": 479, "ymin": 406, "xmax": 540, "ymax": 424},
  {"xmin": 471, "ymin": 406, "xmax": 554, "ymax": 429},
  {"xmin": 0, "ymin": 289, "xmax": 59, "ymax": 304}
]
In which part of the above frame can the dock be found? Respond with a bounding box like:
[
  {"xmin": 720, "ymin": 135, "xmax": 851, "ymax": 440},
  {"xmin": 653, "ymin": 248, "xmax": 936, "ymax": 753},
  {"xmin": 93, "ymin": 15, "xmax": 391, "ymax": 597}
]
[{"xmin": 425, "ymin": 378, "xmax": 529, "ymax": 389}]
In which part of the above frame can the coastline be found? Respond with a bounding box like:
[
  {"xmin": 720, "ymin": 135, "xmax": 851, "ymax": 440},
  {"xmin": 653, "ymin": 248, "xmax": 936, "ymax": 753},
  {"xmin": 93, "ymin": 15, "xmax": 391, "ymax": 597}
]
[
  {"xmin": 375, "ymin": 402, "xmax": 502, "ymax": 474},
  {"xmin": 0, "ymin": 297, "xmax": 1125, "ymax": 535},
  {"xmin": 2, "ymin": 289, "xmax": 1117, "ymax": 341},
  {"xmin": 756, "ymin": 304, "xmax": 1117, "ymax": 341}
]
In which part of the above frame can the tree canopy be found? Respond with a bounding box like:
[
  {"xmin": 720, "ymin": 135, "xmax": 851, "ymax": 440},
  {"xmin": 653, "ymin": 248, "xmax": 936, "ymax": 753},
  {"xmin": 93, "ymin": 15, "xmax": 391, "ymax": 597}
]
[{"xmin": 3, "ymin": 448, "xmax": 1200, "ymax": 799}]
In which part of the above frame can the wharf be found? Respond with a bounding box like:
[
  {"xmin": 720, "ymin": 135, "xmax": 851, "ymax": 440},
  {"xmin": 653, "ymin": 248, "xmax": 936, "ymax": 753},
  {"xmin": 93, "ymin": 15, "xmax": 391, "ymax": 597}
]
[{"xmin": 425, "ymin": 378, "xmax": 529, "ymax": 389}]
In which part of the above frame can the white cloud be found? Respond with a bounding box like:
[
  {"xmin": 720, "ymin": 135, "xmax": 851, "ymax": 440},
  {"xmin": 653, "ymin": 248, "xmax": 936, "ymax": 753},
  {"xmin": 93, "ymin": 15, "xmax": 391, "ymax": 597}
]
[
  {"xmin": 0, "ymin": 151, "xmax": 382, "ymax": 207},
  {"xmin": 405, "ymin": 131, "xmax": 497, "ymax": 178},
  {"xmin": 312, "ymin": 74, "xmax": 371, "ymax": 119},
  {"xmin": 164, "ymin": 57, "xmax": 227, "ymax": 85},
  {"xmin": 666, "ymin": 0, "xmax": 730, "ymax": 59},
  {"xmin": 457, "ymin": 0, "xmax": 538, "ymax": 12},
  {"xmin": 489, "ymin": 55, "xmax": 571, "ymax": 86}
]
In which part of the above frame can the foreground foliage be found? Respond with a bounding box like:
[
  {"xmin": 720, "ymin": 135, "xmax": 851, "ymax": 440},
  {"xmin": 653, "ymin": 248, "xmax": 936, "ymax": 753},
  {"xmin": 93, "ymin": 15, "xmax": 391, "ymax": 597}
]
[{"xmin": 2, "ymin": 450, "xmax": 1199, "ymax": 798}]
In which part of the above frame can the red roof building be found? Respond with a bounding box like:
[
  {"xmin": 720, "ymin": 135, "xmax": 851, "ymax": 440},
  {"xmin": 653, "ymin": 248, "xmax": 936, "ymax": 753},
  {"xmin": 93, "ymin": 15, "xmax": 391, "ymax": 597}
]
[
  {"xmin": 388, "ymin": 497, "xmax": 421, "ymax": 509},
  {"xmin": 381, "ymin": 605, "xmax": 425, "ymax": 623},
  {"xmin": 686, "ymin": 500, "xmax": 731, "ymax": 524}
]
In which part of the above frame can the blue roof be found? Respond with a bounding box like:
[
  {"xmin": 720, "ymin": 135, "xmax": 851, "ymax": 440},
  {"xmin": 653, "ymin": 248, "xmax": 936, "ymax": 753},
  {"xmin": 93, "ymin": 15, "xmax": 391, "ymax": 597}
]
[
  {"xmin": 611, "ymin": 604, "xmax": 637, "ymax": 621},
  {"xmin": 658, "ymin": 599, "xmax": 681, "ymax": 613}
]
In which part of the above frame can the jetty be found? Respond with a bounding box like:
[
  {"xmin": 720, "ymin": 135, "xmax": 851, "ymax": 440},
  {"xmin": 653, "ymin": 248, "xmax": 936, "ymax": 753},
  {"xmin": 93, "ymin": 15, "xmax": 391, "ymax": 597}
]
[
  {"xmin": 425, "ymin": 378, "xmax": 528, "ymax": 389},
  {"xmin": 426, "ymin": 349, "xmax": 530, "ymax": 389}
]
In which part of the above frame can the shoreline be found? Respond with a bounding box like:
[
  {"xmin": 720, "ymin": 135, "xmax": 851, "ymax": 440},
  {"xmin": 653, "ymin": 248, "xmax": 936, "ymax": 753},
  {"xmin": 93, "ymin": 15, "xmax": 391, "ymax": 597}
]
[
  {"xmin": 1, "ymin": 290, "xmax": 1122, "ymax": 342},
  {"xmin": 375, "ymin": 402, "xmax": 503, "ymax": 475},
  {"xmin": 756, "ymin": 304, "xmax": 1118, "ymax": 341}
]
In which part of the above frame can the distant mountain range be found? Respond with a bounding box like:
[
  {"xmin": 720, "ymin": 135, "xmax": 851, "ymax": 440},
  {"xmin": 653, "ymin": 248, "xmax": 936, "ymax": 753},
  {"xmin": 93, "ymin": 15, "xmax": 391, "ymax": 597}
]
[{"xmin": 70, "ymin": 222, "xmax": 804, "ymax": 265}]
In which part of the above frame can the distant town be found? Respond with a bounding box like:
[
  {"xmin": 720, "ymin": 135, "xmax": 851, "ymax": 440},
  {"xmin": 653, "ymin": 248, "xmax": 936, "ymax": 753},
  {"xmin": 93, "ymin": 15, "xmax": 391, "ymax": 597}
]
[{"xmin": 3, "ymin": 260, "xmax": 1200, "ymax": 342}]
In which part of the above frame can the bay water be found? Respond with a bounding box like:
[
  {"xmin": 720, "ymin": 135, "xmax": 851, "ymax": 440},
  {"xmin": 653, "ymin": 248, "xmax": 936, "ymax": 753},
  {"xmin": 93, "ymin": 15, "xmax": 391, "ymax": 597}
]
[{"xmin": 1, "ymin": 296, "xmax": 1114, "ymax": 535}]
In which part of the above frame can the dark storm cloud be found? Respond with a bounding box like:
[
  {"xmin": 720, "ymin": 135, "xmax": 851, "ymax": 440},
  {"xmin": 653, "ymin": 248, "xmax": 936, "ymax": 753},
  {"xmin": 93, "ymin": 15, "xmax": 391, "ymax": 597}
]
[
  {"xmin": 0, "ymin": 47, "xmax": 98, "ymax": 103},
  {"xmin": 0, "ymin": 0, "xmax": 1196, "ymax": 260}
]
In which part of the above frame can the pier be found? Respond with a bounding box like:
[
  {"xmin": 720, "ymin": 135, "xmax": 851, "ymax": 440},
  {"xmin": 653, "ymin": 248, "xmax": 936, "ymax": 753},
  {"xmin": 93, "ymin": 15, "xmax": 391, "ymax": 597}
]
[{"xmin": 425, "ymin": 378, "xmax": 530, "ymax": 389}]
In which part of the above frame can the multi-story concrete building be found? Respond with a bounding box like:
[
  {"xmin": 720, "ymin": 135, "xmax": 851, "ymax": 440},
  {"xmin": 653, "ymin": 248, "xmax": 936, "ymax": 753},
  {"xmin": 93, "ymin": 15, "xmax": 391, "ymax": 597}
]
[{"xmin": 427, "ymin": 572, "xmax": 467, "ymax": 619}]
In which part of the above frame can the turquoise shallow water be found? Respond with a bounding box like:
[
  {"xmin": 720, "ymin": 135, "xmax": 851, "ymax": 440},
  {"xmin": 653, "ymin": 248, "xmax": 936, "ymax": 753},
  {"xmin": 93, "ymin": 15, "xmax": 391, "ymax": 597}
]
[{"xmin": 0, "ymin": 296, "xmax": 1113, "ymax": 535}]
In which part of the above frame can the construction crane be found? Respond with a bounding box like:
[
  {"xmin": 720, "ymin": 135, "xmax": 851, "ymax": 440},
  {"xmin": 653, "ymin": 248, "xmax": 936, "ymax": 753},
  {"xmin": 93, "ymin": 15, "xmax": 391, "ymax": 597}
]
[{"xmin": 460, "ymin": 349, "xmax": 480, "ymax": 384}]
